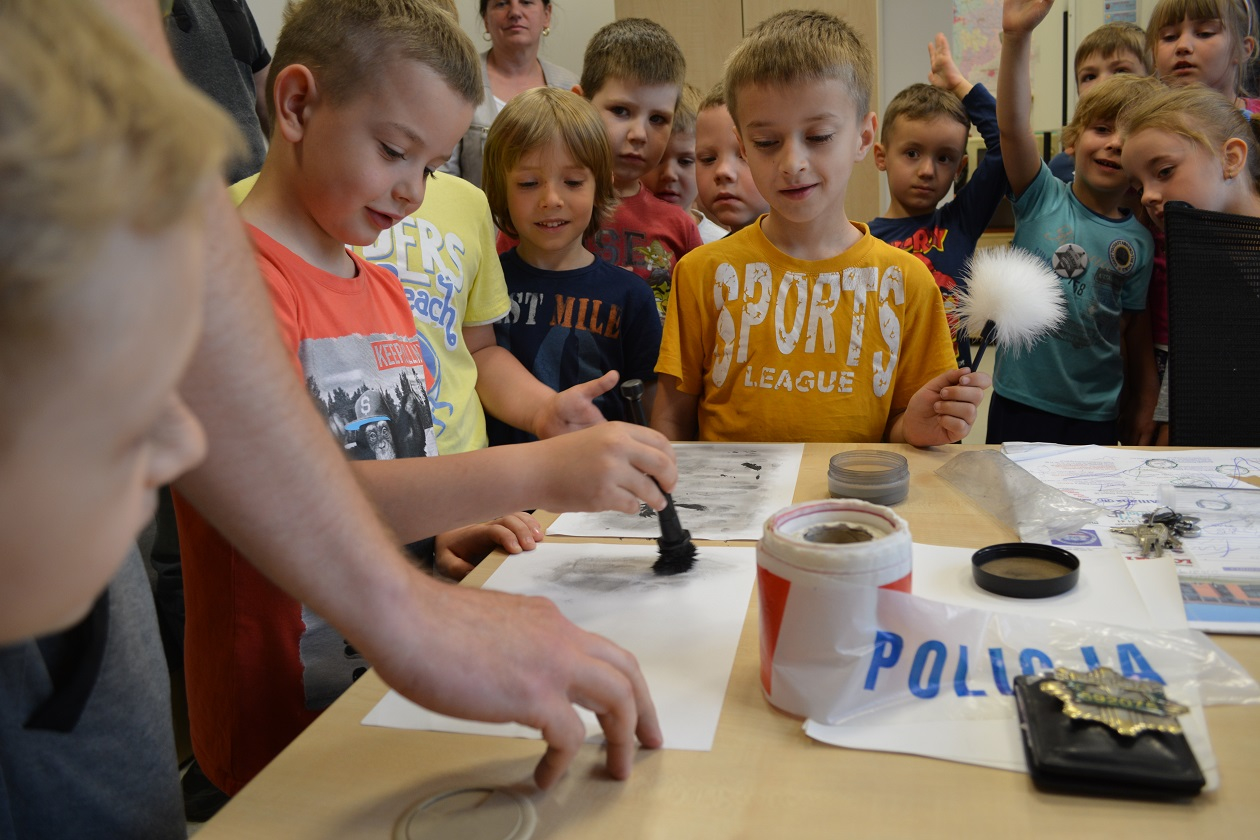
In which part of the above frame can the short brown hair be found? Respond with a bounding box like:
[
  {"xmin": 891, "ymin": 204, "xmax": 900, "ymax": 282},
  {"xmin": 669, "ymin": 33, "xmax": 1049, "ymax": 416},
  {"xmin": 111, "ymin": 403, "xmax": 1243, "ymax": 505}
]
[
  {"xmin": 0, "ymin": 0, "xmax": 238, "ymax": 370},
  {"xmin": 880, "ymin": 84, "xmax": 970, "ymax": 146},
  {"xmin": 269, "ymin": 0, "xmax": 481, "ymax": 122},
  {"xmin": 700, "ymin": 81, "xmax": 727, "ymax": 113},
  {"xmin": 1075, "ymin": 22, "xmax": 1150, "ymax": 77},
  {"xmin": 579, "ymin": 18, "xmax": 686, "ymax": 101},
  {"xmin": 723, "ymin": 9, "xmax": 872, "ymax": 125},
  {"xmin": 672, "ymin": 83, "xmax": 704, "ymax": 136},
  {"xmin": 483, "ymin": 87, "xmax": 617, "ymax": 240},
  {"xmin": 1061, "ymin": 72, "xmax": 1163, "ymax": 150}
]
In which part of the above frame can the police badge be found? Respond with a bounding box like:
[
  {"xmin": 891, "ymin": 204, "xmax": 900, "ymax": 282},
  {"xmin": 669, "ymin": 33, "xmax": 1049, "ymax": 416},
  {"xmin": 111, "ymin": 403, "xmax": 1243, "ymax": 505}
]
[{"xmin": 1013, "ymin": 667, "xmax": 1205, "ymax": 798}]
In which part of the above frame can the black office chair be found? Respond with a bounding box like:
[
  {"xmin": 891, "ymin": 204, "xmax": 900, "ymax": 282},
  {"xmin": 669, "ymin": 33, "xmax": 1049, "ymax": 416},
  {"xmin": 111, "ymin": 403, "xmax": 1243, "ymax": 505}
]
[{"xmin": 1163, "ymin": 201, "xmax": 1260, "ymax": 446}]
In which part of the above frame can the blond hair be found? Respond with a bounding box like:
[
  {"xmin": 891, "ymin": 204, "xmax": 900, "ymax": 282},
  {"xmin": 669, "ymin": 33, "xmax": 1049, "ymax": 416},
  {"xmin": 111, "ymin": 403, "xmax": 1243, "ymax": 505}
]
[
  {"xmin": 579, "ymin": 18, "xmax": 686, "ymax": 101},
  {"xmin": 0, "ymin": 0, "xmax": 239, "ymax": 370},
  {"xmin": 880, "ymin": 84, "xmax": 970, "ymax": 146},
  {"xmin": 672, "ymin": 83, "xmax": 704, "ymax": 136},
  {"xmin": 1075, "ymin": 21, "xmax": 1151, "ymax": 76},
  {"xmin": 483, "ymin": 87, "xmax": 616, "ymax": 240},
  {"xmin": 1061, "ymin": 72, "xmax": 1163, "ymax": 149},
  {"xmin": 723, "ymin": 9, "xmax": 872, "ymax": 125},
  {"xmin": 1148, "ymin": 0, "xmax": 1256, "ymax": 93},
  {"xmin": 269, "ymin": 0, "xmax": 481, "ymax": 119},
  {"xmin": 1120, "ymin": 82, "xmax": 1260, "ymax": 189}
]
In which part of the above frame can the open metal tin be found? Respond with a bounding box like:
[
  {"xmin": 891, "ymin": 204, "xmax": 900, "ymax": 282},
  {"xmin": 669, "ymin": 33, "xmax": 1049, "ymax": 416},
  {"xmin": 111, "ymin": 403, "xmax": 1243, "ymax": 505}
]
[{"xmin": 971, "ymin": 542, "xmax": 1080, "ymax": 599}]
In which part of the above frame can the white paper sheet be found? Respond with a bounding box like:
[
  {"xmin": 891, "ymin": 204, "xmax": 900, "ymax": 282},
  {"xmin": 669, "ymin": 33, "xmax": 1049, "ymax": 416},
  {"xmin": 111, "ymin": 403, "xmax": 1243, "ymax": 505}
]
[
  {"xmin": 1000, "ymin": 444, "xmax": 1260, "ymax": 633},
  {"xmin": 910, "ymin": 543, "xmax": 1188, "ymax": 631},
  {"xmin": 362, "ymin": 543, "xmax": 757, "ymax": 751},
  {"xmin": 547, "ymin": 443, "xmax": 803, "ymax": 540}
]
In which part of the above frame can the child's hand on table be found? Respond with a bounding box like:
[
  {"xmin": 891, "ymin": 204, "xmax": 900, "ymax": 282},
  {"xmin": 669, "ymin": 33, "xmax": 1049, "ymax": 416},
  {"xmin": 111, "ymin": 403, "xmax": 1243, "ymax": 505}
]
[{"xmin": 434, "ymin": 512, "xmax": 543, "ymax": 581}]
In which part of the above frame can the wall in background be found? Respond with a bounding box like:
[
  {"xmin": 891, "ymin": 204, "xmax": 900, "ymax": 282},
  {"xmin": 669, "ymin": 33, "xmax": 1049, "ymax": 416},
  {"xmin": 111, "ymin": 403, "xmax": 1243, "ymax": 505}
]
[
  {"xmin": 244, "ymin": 0, "xmax": 1167, "ymax": 219},
  {"xmin": 248, "ymin": 0, "xmax": 608, "ymax": 82},
  {"xmin": 248, "ymin": 0, "xmax": 1164, "ymax": 136}
]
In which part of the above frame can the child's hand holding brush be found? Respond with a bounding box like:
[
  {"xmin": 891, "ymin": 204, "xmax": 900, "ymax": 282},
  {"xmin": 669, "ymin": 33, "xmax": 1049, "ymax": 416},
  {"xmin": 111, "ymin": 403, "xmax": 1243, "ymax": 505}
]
[{"xmin": 893, "ymin": 367, "xmax": 992, "ymax": 446}]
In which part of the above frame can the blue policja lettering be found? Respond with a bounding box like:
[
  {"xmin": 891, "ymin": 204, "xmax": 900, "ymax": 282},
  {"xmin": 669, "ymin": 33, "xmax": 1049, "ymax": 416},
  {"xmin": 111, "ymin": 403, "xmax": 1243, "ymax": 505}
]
[
  {"xmin": 863, "ymin": 633, "xmax": 1165, "ymax": 697},
  {"xmin": 1117, "ymin": 643, "xmax": 1165, "ymax": 684},
  {"xmin": 1019, "ymin": 648, "xmax": 1053, "ymax": 675},
  {"xmin": 864, "ymin": 630, "xmax": 903, "ymax": 689},
  {"xmin": 908, "ymin": 640, "xmax": 947, "ymax": 699},
  {"xmin": 988, "ymin": 648, "xmax": 1013, "ymax": 696},
  {"xmin": 954, "ymin": 645, "xmax": 987, "ymax": 696}
]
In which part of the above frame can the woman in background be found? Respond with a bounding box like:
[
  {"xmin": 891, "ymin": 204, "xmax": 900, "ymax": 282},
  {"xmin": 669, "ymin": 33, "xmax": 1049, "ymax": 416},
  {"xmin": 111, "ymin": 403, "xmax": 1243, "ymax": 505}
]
[{"xmin": 442, "ymin": 0, "xmax": 578, "ymax": 187}]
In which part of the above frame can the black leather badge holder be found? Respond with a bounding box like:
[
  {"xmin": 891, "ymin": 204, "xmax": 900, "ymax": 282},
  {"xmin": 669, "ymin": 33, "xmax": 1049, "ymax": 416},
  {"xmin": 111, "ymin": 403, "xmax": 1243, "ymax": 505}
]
[{"xmin": 1013, "ymin": 667, "xmax": 1205, "ymax": 799}]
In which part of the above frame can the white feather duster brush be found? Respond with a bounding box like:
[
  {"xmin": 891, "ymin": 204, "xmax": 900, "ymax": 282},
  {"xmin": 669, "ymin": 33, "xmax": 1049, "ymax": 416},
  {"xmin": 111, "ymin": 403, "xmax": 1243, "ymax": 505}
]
[{"xmin": 955, "ymin": 246, "xmax": 1067, "ymax": 370}]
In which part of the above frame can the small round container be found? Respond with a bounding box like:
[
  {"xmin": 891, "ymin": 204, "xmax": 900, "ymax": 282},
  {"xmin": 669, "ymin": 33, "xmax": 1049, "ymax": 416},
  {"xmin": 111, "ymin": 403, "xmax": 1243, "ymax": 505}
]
[
  {"xmin": 828, "ymin": 450, "xmax": 910, "ymax": 505},
  {"xmin": 971, "ymin": 543, "xmax": 1080, "ymax": 599}
]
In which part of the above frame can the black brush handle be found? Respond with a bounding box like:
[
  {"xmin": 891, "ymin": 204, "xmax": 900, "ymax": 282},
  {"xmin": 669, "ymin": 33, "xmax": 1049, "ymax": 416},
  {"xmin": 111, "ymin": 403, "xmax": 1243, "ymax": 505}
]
[
  {"xmin": 621, "ymin": 378, "xmax": 650, "ymax": 427},
  {"xmin": 620, "ymin": 379, "xmax": 690, "ymax": 545},
  {"xmin": 971, "ymin": 319, "xmax": 996, "ymax": 370}
]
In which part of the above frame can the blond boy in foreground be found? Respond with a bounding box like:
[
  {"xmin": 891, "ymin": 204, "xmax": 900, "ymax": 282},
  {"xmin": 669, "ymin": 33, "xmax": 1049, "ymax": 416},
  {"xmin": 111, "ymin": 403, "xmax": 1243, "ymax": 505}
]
[
  {"xmin": 652, "ymin": 10, "xmax": 988, "ymax": 444},
  {"xmin": 0, "ymin": 0, "xmax": 236, "ymax": 833}
]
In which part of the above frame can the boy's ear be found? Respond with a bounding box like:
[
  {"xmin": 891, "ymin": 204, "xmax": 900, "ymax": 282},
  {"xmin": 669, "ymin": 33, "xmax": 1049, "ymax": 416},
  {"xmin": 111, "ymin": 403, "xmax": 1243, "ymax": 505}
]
[
  {"xmin": 1223, "ymin": 137, "xmax": 1249, "ymax": 180},
  {"xmin": 854, "ymin": 111, "xmax": 877, "ymax": 160},
  {"xmin": 872, "ymin": 142, "xmax": 887, "ymax": 171},
  {"xmin": 272, "ymin": 64, "xmax": 320, "ymax": 143},
  {"xmin": 571, "ymin": 84, "xmax": 583, "ymax": 97}
]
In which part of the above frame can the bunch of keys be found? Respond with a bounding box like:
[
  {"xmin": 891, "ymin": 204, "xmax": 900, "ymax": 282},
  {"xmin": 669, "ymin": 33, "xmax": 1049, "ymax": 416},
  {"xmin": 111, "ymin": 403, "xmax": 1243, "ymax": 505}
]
[{"xmin": 1111, "ymin": 508, "xmax": 1200, "ymax": 558}]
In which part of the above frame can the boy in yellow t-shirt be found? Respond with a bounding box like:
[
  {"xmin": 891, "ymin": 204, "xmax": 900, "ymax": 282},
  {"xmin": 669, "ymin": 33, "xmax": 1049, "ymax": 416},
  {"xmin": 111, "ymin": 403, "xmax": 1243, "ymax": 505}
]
[{"xmin": 652, "ymin": 10, "xmax": 989, "ymax": 444}]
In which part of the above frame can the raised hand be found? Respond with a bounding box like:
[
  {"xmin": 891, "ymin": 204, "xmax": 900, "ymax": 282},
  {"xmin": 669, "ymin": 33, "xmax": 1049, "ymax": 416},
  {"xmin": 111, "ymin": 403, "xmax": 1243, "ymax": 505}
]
[
  {"xmin": 1003, "ymin": 0, "xmax": 1056, "ymax": 36},
  {"xmin": 927, "ymin": 33, "xmax": 967, "ymax": 94}
]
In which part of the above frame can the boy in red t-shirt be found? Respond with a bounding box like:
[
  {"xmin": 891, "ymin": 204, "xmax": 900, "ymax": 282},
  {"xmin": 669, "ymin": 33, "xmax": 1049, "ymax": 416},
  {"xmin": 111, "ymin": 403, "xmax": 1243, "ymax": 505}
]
[
  {"xmin": 576, "ymin": 18, "xmax": 703, "ymax": 317},
  {"xmin": 175, "ymin": 0, "xmax": 675, "ymax": 798}
]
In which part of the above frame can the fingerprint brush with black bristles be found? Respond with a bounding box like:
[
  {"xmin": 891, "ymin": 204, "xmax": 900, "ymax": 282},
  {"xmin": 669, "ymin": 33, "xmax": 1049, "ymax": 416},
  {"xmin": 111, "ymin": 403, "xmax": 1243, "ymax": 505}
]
[
  {"xmin": 955, "ymin": 245, "xmax": 1068, "ymax": 369},
  {"xmin": 620, "ymin": 379, "xmax": 697, "ymax": 576}
]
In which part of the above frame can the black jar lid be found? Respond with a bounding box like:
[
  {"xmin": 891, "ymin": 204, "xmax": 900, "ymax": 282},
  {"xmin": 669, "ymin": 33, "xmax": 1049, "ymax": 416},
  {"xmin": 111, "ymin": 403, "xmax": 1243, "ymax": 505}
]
[{"xmin": 972, "ymin": 543, "xmax": 1080, "ymax": 598}]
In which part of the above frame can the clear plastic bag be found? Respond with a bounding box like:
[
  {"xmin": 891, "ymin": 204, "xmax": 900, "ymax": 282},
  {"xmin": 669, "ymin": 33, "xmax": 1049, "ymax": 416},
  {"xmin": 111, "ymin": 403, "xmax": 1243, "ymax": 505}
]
[
  {"xmin": 789, "ymin": 580, "xmax": 1259, "ymax": 787},
  {"xmin": 936, "ymin": 449, "xmax": 1102, "ymax": 542}
]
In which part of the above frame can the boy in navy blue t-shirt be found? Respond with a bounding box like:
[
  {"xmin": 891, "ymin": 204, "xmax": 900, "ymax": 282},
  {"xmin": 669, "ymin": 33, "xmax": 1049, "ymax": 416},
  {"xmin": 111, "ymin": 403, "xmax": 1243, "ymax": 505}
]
[{"xmin": 869, "ymin": 34, "xmax": 1008, "ymax": 367}]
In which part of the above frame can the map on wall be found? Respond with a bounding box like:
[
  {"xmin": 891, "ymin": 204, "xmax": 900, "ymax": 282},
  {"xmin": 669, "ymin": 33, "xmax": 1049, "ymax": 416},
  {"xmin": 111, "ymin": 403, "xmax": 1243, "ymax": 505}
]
[{"xmin": 954, "ymin": 0, "xmax": 1003, "ymax": 87}]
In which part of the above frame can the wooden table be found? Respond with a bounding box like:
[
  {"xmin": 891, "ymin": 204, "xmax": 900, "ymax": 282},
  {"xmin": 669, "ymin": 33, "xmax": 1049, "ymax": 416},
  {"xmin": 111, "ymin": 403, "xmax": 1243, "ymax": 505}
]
[{"xmin": 197, "ymin": 444, "xmax": 1260, "ymax": 839}]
